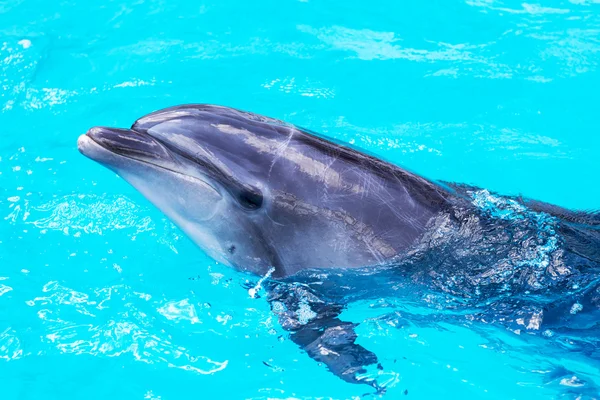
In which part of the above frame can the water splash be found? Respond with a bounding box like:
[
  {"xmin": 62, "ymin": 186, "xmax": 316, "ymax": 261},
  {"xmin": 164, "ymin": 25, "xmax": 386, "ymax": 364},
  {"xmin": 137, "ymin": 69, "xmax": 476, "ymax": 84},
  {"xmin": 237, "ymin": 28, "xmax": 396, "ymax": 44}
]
[
  {"xmin": 248, "ymin": 267, "xmax": 276, "ymax": 299},
  {"xmin": 470, "ymin": 189, "xmax": 560, "ymax": 287}
]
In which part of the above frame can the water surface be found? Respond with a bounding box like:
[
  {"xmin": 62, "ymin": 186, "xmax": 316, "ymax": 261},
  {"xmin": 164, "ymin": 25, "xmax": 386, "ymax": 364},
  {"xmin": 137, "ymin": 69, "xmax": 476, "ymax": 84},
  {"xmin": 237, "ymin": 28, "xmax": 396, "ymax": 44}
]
[{"xmin": 1, "ymin": 0, "xmax": 599, "ymax": 398}]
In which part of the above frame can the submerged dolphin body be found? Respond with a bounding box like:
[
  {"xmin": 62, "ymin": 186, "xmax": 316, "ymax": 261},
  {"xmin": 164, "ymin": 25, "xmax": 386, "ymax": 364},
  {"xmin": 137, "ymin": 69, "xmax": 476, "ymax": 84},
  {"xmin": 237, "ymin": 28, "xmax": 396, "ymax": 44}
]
[{"xmin": 78, "ymin": 105, "xmax": 600, "ymax": 390}]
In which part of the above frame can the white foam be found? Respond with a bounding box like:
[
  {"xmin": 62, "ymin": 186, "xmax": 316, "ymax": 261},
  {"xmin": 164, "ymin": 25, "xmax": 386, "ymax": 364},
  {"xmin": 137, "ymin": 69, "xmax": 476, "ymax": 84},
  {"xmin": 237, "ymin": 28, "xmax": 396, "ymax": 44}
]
[
  {"xmin": 17, "ymin": 39, "xmax": 31, "ymax": 49},
  {"xmin": 248, "ymin": 267, "xmax": 275, "ymax": 298}
]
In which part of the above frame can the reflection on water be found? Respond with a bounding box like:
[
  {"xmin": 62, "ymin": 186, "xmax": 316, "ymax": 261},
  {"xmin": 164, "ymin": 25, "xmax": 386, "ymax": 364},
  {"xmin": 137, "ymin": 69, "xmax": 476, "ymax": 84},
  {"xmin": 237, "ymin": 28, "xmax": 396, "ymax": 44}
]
[{"xmin": 28, "ymin": 281, "xmax": 228, "ymax": 375}]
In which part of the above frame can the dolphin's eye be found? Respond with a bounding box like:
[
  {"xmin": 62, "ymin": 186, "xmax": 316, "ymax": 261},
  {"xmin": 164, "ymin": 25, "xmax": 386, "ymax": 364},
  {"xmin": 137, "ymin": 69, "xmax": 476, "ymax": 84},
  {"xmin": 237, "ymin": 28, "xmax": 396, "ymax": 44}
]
[{"xmin": 238, "ymin": 189, "xmax": 263, "ymax": 210}]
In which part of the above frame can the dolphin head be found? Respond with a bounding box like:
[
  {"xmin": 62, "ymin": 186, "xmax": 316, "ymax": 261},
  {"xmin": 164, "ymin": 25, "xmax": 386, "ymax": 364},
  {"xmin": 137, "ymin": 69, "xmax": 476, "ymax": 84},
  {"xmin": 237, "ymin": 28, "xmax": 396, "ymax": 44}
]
[
  {"xmin": 79, "ymin": 104, "xmax": 446, "ymax": 277},
  {"xmin": 78, "ymin": 105, "xmax": 293, "ymax": 275}
]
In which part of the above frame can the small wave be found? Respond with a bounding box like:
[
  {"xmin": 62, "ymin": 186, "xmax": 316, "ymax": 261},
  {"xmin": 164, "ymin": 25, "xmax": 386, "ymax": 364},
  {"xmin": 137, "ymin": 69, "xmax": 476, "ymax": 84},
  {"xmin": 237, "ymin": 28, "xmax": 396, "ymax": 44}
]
[
  {"xmin": 24, "ymin": 281, "xmax": 228, "ymax": 375},
  {"xmin": 27, "ymin": 194, "xmax": 155, "ymax": 235},
  {"xmin": 3, "ymin": 193, "xmax": 183, "ymax": 251},
  {"xmin": 0, "ymin": 328, "xmax": 23, "ymax": 361}
]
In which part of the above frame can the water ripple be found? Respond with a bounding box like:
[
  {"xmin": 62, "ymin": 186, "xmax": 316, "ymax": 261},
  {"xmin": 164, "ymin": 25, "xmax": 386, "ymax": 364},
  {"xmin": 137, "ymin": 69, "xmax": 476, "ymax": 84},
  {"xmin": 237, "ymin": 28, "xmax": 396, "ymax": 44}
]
[
  {"xmin": 157, "ymin": 299, "xmax": 201, "ymax": 325},
  {"xmin": 0, "ymin": 328, "xmax": 22, "ymax": 361},
  {"xmin": 23, "ymin": 281, "xmax": 229, "ymax": 375},
  {"xmin": 27, "ymin": 194, "xmax": 155, "ymax": 235}
]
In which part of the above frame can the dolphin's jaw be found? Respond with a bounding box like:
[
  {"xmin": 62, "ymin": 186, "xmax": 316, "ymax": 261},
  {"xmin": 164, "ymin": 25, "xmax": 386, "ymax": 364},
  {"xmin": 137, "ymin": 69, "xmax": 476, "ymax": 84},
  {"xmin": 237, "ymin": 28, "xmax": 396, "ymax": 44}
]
[
  {"xmin": 78, "ymin": 130, "xmax": 225, "ymax": 223},
  {"xmin": 78, "ymin": 131, "xmax": 222, "ymax": 196}
]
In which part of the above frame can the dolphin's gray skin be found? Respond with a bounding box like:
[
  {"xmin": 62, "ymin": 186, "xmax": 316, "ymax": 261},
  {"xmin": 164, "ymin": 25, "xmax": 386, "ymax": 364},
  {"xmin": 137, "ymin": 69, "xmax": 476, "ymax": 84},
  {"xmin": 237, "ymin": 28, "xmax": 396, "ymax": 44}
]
[
  {"xmin": 77, "ymin": 104, "xmax": 600, "ymax": 392},
  {"xmin": 78, "ymin": 104, "xmax": 452, "ymax": 278}
]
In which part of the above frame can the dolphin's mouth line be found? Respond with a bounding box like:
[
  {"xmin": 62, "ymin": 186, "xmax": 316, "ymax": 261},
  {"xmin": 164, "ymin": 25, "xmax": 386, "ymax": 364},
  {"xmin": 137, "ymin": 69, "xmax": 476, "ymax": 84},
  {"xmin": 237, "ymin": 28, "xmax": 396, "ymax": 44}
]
[{"xmin": 82, "ymin": 132, "xmax": 222, "ymax": 196}]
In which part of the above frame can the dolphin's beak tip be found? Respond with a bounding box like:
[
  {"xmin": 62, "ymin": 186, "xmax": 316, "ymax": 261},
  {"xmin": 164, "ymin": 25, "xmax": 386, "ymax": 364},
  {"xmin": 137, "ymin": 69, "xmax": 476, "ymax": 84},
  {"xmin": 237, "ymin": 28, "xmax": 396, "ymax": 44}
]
[{"xmin": 77, "ymin": 133, "xmax": 92, "ymax": 155}]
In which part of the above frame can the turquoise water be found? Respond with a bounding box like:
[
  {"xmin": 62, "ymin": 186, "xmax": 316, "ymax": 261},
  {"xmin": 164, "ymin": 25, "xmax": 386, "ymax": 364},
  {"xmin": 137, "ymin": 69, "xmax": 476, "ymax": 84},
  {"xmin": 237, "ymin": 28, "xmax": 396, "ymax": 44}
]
[{"xmin": 1, "ymin": 0, "xmax": 600, "ymax": 398}]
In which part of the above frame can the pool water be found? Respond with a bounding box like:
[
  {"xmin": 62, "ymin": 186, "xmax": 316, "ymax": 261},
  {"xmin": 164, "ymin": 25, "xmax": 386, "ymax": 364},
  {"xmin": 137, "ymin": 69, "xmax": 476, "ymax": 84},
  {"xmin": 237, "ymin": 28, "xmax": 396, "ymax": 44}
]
[{"xmin": 1, "ymin": 0, "xmax": 599, "ymax": 398}]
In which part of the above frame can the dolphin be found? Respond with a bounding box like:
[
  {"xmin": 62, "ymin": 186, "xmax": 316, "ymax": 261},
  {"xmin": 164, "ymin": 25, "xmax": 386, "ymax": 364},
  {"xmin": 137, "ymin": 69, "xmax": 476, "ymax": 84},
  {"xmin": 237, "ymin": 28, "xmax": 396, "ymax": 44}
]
[
  {"xmin": 78, "ymin": 104, "xmax": 453, "ymax": 278},
  {"xmin": 78, "ymin": 104, "xmax": 600, "ymax": 390}
]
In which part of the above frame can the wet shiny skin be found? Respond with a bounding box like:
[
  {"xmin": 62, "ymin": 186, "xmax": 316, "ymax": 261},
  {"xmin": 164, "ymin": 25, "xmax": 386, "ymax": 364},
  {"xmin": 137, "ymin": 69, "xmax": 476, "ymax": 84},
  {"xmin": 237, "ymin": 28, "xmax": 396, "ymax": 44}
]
[{"xmin": 80, "ymin": 105, "xmax": 452, "ymax": 277}]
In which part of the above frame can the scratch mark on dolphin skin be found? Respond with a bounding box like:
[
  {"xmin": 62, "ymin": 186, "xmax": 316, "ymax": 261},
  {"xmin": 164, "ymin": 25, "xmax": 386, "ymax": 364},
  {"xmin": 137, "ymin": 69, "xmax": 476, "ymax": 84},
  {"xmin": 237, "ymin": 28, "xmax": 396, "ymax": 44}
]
[
  {"xmin": 269, "ymin": 127, "xmax": 296, "ymax": 178},
  {"xmin": 274, "ymin": 192, "xmax": 397, "ymax": 259},
  {"xmin": 320, "ymin": 153, "xmax": 339, "ymax": 201},
  {"xmin": 211, "ymin": 123, "xmax": 362, "ymax": 193}
]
